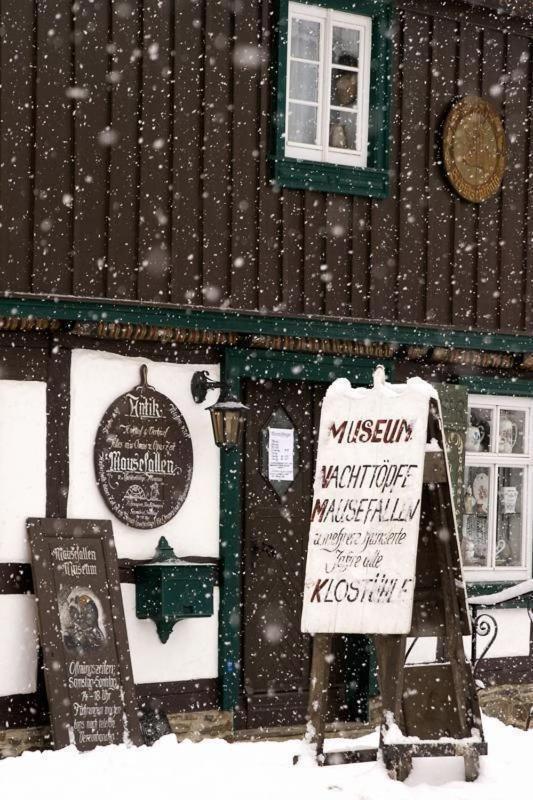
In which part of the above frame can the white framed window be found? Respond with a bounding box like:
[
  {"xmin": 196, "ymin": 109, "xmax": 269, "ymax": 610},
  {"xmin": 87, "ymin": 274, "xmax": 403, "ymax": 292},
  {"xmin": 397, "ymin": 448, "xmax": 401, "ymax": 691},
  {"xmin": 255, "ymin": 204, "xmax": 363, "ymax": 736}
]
[
  {"xmin": 285, "ymin": 2, "xmax": 372, "ymax": 168},
  {"xmin": 463, "ymin": 395, "xmax": 533, "ymax": 583}
]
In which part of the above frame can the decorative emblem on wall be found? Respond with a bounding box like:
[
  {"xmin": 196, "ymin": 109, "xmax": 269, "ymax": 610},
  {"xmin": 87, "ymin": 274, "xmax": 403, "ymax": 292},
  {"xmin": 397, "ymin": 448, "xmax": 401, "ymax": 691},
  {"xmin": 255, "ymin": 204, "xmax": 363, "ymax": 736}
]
[
  {"xmin": 94, "ymin": 365, "xmax": 193, "ymax": 529},
  {"xmin": 443, "ymin": 95, "xmax": 506, "ymax": 203}
]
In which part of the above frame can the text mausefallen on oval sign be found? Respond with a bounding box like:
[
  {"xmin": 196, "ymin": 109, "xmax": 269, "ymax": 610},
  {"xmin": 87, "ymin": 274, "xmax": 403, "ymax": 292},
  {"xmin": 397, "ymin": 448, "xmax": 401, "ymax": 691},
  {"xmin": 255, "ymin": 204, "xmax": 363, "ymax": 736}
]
[{"xmin": 301, "ymin": 377, "xmax": 434, "ymax": 635}]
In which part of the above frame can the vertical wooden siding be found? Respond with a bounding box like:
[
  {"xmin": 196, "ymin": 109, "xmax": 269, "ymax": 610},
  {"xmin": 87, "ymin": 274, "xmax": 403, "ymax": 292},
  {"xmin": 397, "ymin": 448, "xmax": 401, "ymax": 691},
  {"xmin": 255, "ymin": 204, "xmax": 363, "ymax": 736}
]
[{"xmin": 0, "ymin": 0, "xmax": 532, "ymax": 334}]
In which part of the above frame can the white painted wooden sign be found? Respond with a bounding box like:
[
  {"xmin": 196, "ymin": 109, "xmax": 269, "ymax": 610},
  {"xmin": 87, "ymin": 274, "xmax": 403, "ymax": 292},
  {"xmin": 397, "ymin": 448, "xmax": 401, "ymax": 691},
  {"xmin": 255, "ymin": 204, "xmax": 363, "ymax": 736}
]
[{"xmin": 301, "ymin": 369, "xmax": 434, "ymax": 635}]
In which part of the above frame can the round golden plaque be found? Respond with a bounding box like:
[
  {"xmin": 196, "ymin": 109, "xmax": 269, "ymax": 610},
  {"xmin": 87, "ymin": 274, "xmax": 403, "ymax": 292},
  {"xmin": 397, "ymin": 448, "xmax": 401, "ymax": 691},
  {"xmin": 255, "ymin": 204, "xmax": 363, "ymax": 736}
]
[{"xmin": 443, "ymin": 96, "xmax": 506, "ymax": 203}]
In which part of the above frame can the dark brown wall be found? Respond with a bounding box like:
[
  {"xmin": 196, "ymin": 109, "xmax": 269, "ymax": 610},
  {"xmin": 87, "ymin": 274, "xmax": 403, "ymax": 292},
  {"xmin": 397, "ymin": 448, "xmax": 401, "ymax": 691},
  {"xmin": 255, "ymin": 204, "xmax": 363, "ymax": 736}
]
[{"xmin": 0, "ymin": 0, "xmax": 532, "ymax": 333}]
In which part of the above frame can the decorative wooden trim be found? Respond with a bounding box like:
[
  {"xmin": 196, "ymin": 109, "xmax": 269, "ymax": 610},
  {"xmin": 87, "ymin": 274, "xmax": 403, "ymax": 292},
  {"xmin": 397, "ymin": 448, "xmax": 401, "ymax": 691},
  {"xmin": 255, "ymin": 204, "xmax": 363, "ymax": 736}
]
[
  {"xmin": 257, "ymin": 338, "xmax": 526, "ymax": 369},
  {"xmin": 430, "ymin": 347, "xmax": 515, "ymax": 370},
  {"xmin": 4, "ymin": 294, "xmax": 533, "ymax": 356},
  {"xmin": 0, "ymin": 317, "xmax": 60, "ymax": 333},
  {"xmin": 71, "ymin": 321, "xmax": 239, "ymax": 346},
  {"xmin": 251, "ymin": 334, "xmax": 398, "ymax": 358}
]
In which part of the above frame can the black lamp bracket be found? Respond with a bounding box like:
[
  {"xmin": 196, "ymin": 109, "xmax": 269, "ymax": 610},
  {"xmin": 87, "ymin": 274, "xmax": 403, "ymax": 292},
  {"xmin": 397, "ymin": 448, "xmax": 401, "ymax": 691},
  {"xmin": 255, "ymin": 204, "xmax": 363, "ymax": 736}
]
[{"xmin": 191, "ymin": 370, "xmax": 222, "ymax": 404}]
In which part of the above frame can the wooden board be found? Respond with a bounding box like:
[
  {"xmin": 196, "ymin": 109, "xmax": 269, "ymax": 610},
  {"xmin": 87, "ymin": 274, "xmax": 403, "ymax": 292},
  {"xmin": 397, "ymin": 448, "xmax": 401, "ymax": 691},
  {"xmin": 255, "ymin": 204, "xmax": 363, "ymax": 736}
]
[
  {"xmin": 72, "ymin": 0, "xmax": 109, "ymax": 298},
  {"xmin": 300, "ymin": 392, "xmax": 483, "ymax": 781},
  {"xmin": 301, "ymin": 378, "xmax": 430, "ymax": 635},
  {"xmin": 0, "ymin": 1, "xmax": 532, "ymax": 335},
  {"xmin": 27, "ymin": 518, "xmax": 142, "ymax": 750}
]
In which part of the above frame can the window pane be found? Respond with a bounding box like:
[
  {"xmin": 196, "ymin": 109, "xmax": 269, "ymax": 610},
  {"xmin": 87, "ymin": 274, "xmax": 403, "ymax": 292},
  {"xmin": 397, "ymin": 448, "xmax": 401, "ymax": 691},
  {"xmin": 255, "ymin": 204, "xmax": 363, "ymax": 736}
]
[
  {"xmin": 332, "ymin": 26, "xmax": 359, "ymax": 67},
  {"xmin": 498, "ymin": 408, "xmax": 526, "ymax": 455},
  {"xmin": 329, "ymin": 110, "xmax": 357, "ymax": 150},
  {"xmin": 496, "ymin": 467, "xmax": 524, "ymax": 567},
  {"xmin": 466, "ymin": 407, "xmax": 492, "ymax": 453},
  {"xmin": 331, "ymin": 68, "xmax": 358, "ymax": 108},
  {"xmin": 291, "ymin": 17, "xmax": 320, "ymax": 61},
  {"xmin": 289, "ymin": 61, "xmax": 319, "ymax": 103},
  {"xmin": 287, "ymin": 102, "xmax": 318, "ymax": 145},
  {"xmin": 462, "ymin": 465, "xmax": 490, "ymax": 567}
]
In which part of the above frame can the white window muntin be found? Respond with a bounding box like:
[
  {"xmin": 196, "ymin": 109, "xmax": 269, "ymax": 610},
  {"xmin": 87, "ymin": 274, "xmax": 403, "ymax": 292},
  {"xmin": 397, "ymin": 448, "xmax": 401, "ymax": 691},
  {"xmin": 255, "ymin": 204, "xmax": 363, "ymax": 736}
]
[
  {"xmin": 286, "ymin": 6, "xmax": 325, "ymax": 155},
  {"xmin": 464, "ymin": 394, "xmax": 533, "ymax": 582},
  {"xmin": 285, "ymin": 2, "xmax": 372, "ymax": 168}
]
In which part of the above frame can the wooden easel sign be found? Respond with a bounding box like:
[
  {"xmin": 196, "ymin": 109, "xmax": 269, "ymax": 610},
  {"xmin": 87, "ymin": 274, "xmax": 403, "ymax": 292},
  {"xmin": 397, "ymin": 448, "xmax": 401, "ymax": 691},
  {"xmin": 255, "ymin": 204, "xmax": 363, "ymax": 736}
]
[
  {"xmin": 28, "ymin": 518, "xmax": 143, "ymax": 750},
  {"xmin": 299, "ymin": 368, "xmax": 485, "ymax": 782},
  {"xmin": 301, "ymin": 367, "xmax": 430, "ymax": 635}
]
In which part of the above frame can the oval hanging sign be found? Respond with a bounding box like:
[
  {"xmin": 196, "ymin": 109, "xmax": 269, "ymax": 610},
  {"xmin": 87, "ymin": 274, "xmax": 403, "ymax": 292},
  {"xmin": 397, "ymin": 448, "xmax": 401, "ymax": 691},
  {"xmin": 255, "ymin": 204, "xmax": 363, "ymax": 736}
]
[{"xmin": 94, "ymin": 365, "xmax": 193, "ymax": 529}]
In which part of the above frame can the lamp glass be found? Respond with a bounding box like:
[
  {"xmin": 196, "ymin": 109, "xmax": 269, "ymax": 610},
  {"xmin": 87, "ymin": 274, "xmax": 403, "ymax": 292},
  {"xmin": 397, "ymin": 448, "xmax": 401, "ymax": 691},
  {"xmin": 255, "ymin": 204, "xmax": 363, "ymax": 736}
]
[{"xmin": 209, "ymin": 404, "xmax": 247, "ymax": 449}]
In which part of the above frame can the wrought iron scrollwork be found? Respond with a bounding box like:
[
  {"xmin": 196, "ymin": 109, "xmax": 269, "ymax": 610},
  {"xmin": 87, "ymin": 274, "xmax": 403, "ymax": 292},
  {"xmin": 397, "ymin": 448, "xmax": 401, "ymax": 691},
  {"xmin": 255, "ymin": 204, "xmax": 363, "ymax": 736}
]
[{"xmin": 471, "ymin": 612, "xmax": 498, "ymax": 674}]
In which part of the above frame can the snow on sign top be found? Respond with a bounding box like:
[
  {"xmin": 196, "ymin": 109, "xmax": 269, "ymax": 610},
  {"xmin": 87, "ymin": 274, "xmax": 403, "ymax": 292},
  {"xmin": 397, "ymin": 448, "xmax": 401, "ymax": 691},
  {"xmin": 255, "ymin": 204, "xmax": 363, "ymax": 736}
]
[{"xmin": 301, "ymin": 369, "xmax": 434, "ymax": 635}]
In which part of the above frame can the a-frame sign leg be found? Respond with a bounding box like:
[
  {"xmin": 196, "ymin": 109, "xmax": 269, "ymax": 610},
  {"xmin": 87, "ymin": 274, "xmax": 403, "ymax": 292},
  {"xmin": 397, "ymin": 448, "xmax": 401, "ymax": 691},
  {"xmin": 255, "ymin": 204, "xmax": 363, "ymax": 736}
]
[
  {"xmin": 374, "ymin": 634, "xmax": 412, "ymax": 781},
  {"xmin": 304, "ymin": 633, "xmax": 333, "ymax": 763},
  {"xmin": 463, "ymin": 747, "xmax": 480, "ymax": 782}
]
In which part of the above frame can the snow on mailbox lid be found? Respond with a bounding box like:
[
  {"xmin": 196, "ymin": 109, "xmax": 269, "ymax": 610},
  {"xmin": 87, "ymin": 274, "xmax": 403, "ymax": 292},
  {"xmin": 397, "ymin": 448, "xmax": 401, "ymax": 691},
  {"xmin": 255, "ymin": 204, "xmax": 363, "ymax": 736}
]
[{"xmin": 301, "ymin": 368, "xmax": 436, "ymax": 635}]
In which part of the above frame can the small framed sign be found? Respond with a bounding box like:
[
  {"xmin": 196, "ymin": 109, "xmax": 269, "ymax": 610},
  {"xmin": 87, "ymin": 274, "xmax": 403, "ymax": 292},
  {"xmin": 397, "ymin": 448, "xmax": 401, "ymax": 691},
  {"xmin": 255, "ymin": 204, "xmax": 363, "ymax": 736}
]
[
  {"xmin": 94, "ymin": 365, "xmax": 193, "ymax": 529},
  {"xmin": 260, "ymin": 406, "xmax": 299, "ymax": 498},
  {"xmin": 28, "ymin": 518, "xmax": 143, "ymax": 750}
]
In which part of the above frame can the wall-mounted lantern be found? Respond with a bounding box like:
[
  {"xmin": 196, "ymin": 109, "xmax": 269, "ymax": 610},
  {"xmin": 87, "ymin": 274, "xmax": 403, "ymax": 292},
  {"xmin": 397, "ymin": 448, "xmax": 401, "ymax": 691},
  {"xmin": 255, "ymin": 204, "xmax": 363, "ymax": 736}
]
[{"xmin": 191, "ymin": 370, "xmax": 248, "ymax": 449}]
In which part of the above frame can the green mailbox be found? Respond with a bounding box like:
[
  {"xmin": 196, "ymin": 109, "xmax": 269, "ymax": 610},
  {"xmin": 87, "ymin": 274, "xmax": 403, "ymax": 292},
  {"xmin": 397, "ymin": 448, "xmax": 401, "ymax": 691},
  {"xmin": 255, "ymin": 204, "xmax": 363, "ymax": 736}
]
[{"xmin": 135, "ymin": 537, "xmax": 217, "ymax": 643}]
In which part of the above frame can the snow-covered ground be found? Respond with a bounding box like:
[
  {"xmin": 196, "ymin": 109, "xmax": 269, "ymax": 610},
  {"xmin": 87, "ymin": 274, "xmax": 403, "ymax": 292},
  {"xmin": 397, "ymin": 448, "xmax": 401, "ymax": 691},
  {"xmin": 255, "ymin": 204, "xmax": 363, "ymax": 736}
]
[{"xmin": 1, "ymin": 715, "xmax": 530, "ymax": 800}]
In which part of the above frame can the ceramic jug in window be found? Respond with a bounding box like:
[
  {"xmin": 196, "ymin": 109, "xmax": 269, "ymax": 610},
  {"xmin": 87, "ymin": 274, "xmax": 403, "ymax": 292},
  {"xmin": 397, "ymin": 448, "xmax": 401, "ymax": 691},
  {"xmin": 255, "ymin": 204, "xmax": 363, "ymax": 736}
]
[
  {"xmin": 499, "ymin": 418, "xmax": 518, "ymax": 454},
  {"xmin": 499, "ymin": 485, "xmax": 518, "ymax": 514},
  {"xmin": 466, "ymin": 424, "xmax": 484, "ymax": 452}
]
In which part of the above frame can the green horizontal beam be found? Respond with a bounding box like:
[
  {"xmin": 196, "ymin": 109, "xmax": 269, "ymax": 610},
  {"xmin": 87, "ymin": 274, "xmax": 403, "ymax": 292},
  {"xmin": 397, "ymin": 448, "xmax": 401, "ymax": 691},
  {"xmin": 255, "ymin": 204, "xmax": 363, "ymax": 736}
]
[
  {"xmin": 457, "ymin": 375, "xmax": 533, "ymax": 397},
  {"xmin": 3, "ymin": 293, "xmax": 533, "ymax": 355}
]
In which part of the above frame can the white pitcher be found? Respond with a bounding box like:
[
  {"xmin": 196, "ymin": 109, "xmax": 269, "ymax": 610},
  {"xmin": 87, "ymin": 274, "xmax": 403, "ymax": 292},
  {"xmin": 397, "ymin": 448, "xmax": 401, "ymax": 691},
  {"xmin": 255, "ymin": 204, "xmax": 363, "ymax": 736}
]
[{"xmin": 499, "ymin": 418, "xmax": 518, "ymax": 454}]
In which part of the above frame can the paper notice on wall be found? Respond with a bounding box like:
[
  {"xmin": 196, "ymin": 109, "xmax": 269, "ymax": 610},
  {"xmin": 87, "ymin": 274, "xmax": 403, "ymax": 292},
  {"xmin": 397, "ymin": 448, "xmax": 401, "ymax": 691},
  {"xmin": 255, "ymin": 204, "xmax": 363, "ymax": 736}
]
[
  {"xmin": 301, "ymin": 376, "xmax": 434, "ymax": 635},
  {"xmin": 268, "ymin": 427, "xmax": 294, "ymax": 482}
]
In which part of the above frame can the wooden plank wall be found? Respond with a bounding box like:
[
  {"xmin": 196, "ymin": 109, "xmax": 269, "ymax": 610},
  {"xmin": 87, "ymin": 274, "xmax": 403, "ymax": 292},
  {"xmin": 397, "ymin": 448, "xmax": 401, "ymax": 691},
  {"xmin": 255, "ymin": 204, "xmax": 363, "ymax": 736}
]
[{"xmin": 0, "ymin": 0, "xmax": 532, "ymax": 334}]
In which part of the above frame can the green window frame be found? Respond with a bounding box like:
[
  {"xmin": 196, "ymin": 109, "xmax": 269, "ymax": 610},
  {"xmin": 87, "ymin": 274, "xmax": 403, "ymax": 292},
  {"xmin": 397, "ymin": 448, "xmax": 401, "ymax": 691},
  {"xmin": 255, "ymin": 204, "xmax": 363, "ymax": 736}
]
[{"xmin": 272, "ymin": 0, "xmax": 393, "ymax": 198}]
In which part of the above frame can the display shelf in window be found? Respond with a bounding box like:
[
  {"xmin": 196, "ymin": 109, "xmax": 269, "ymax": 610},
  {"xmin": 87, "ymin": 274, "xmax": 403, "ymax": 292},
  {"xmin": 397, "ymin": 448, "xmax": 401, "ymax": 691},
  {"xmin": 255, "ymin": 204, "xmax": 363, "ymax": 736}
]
[{"xmin": 272, "ymin": 0, "xmax": 392, "ymax": 198}]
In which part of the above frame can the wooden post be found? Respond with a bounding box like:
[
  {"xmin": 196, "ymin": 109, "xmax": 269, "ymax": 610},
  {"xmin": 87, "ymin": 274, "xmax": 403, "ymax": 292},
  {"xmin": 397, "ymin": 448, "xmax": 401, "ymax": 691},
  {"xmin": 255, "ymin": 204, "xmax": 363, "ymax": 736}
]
[
  {"xmin": 374, "ymin": 634, "xmax": 406, "ymax": 725},
  {"xmin": 375, "ymin": 634, "xmax": 411, "ymax": 780},
  {"xmin": 305, "ymin": 633, "xmax": 333, "ymax": 762}
]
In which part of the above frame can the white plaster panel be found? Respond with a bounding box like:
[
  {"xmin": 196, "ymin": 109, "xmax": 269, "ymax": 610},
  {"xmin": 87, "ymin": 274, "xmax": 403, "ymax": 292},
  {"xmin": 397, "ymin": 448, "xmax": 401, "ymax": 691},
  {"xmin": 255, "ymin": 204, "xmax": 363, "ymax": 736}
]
[
  {"xmin": 68, "ymin": 349, "xmax": 220, "ymax": 560},
  {"xmin": 468, "ymin": 608, "xmax": 531, "ymax": 659},
  {"xmin": 405, "ymin": 637, "xmax": 437, "ymax": 665},
  {"xmin": 121, "ymin": 583, "xmax": 219, "ymax": 683},
  {"xmin": 0, "ymin": 380, "xmax": 47, "ymax": 563},
  {"xmin": 0, "ymin": 595, "xmax": 38, "ymax": 695}
]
